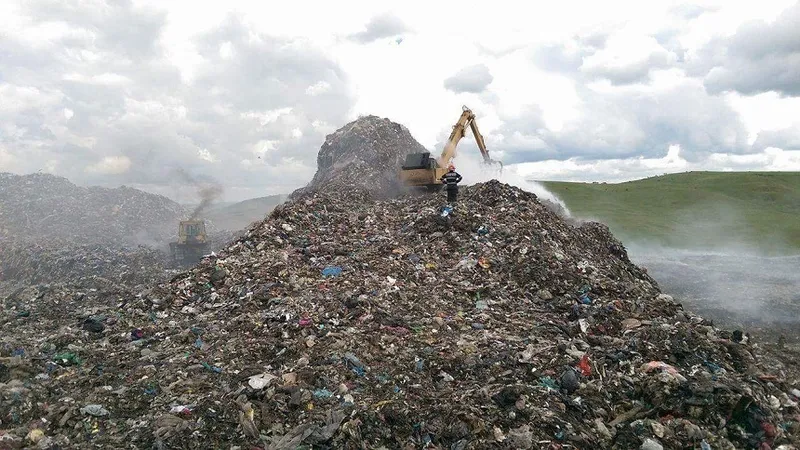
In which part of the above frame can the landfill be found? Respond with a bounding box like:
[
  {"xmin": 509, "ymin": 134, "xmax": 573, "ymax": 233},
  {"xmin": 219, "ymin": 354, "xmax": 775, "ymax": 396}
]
[
  {"xmin": 1, "ymin": 116, "xmax": 799, "ymax": 449},
  {"xmin": 0, "ymin": 238, "xmax": 172, "ymax": 289},
  {"xmin": 0, "ymin": 173, "xmax": 187, "ymax": 246},
  {"xmin": 290, "ymin": 115, "xmax": 428, "ymax": 200}
]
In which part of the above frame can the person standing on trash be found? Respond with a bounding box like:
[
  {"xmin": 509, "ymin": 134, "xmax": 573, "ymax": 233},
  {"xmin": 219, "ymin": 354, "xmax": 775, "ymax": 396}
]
[{"xmin": 440, "ymin": 164, "xmax": 463, "ymax": 203}]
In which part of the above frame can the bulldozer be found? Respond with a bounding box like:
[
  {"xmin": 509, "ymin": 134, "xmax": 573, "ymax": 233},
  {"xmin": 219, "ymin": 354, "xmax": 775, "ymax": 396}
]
[
  {"xmin": 400, "ymin": 105, "xmax": 502, "ymax": 190},
  {"xmin": 169, "ymin": 219, "xmax": 210, "ymax": 266}
]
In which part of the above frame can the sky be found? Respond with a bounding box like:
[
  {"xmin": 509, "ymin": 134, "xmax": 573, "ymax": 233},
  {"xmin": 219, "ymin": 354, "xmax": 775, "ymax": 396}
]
[{"xmin": 1, "ymin": 0, "xmax": 799, "ymax": 203}]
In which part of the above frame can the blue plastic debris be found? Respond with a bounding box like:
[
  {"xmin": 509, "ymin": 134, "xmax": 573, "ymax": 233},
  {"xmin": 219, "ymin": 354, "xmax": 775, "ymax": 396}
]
[
  {"xmin": 344, "ymin": 352, "xmax": 365, "ymax": 376},
  {"xmin": 201, "ymin": 362, "xmax": 222, "ymax": 373},
  {"xmin": 322, "ymin": 266, "xmax": 343, "ymax": 277},
  {"xmin": 313, "ymin": 389, "xmax": 333, "ymax": 399},
  {"xmin": 344, "ymin": 352, "xmax": 363, "ymax": 368}
]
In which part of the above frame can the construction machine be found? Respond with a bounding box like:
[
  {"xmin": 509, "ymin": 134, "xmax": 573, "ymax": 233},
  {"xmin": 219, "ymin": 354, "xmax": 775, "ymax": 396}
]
[
  {"xmin": 169, "ymin": 219, "xmax": 210, "ymax": 265},
  {"xmin": 400, "ymin": 105, "xmax": 502, "ymax": 190}
]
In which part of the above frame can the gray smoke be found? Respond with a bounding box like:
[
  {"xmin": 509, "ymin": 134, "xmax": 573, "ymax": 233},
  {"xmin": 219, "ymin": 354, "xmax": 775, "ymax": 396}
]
[
  {"xmin": 626, "ymin": 243, "xmax": 800, "ymax": 344},
  {"xmin": 172, "ymin": 168, "xmax": 224, "ymax": 220}
]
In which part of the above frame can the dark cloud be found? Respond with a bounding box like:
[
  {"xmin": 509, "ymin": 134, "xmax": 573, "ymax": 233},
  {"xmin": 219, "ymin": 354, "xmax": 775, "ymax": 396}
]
[
  {"xmin": 694, "ymin": 2, "xmax": 800, "ymax": 96},
  {"xmin": 23, "ymin": 0, "xmax": 167, "ymax": 62},
  {"xmin": 443, "ymin": 64, "xmax": 494, "ymax": 94},
  {"xmin": 581, "ymin": 47, "xmax": 675, "ymax": 85},
  {"xmin": 348, "ymin": 13, "xmax": 409, "ymax": 44},
  {"xmin": 0, "ymin": 4, "xmax": 356, "ymax": 200},
  {"xmin": 532, "ymin": 31, "xmax": 677, "ymax": 85},
  {"xmin": 493, "ymin": 81, "xmax": 752, "ymax": 164},
  {"xmin": 753, "ymin": 126, "xmax": 800, "ymax": 151}
]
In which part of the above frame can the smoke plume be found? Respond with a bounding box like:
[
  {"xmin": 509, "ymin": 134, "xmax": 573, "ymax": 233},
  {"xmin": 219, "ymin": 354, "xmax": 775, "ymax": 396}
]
[{"xmin": 172, "ymin": 168, "xmax": 224, "ymax": 219}]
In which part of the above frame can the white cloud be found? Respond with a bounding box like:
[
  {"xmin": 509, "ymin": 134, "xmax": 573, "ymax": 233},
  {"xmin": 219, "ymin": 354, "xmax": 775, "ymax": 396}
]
[
  {"xmin": 0, "ymin": 0, "xmax": 799, "ymax": 202},
  {"xmin": 198, "ymin": 148, "xmax": 215, "ymax": 162},
  {"xmin": 62, "ymin": 72, "xmax": 132, "ymax": 85},
  {"xmin": 580, "ymin": 32, "xmax": 677, "ymax": 84},
  {"xmin": 85, "ymin": 156, "xmax": 132, "ymax": 174},
  {"xmin": 0, "ymin": 147, "xmax": 18, "ymax": 171},
  {"xmin": 306, "ymin": 81, "xmax": 331, "ymax": 96},
  {"xmin": 219, "ymin": 41, "xmax": 234, "ymax": 59},
  {"xmin": 515, "ymin": 145, "xmax": 800, "ymax": 183},
  {"xmin": 240, "ymin": 108, "xmax": 294, "ymax": 126}
]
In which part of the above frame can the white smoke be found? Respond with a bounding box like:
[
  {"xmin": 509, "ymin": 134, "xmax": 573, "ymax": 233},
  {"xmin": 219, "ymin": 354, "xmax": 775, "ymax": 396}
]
[{"xmin": 451, "ymin": 151, "xmax": 571, "ymax": 216}]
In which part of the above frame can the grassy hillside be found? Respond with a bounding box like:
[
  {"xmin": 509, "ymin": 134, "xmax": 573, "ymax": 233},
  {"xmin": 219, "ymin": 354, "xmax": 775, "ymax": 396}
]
[{"xmin": 541, "ymin": 171, "xmax": 800, "ymax": 255}]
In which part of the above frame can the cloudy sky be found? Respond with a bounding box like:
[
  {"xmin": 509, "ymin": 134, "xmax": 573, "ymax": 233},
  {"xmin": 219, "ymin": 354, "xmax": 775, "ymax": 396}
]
[{"xmin": 1, "ymin": 0, "xmax": 799, "ymax": 202}]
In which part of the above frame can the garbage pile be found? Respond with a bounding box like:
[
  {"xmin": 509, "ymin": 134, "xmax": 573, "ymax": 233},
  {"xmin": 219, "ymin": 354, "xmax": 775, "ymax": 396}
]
[
  {"xmin": 290, "ymin": 115, "xmax": 427, "ymax": 200},
  {"xmin": 0, "ymin": 173, "xmax": 186, "ymax": 246},
  {"xmin": 2, "ymin": 179, "xmax": 798, "ymax": 449},
  {"xmin": 0, "ymin": 238, "xmax": 171, "ymax": 289},
  {"xmin": 1, "ymin": 117, "xmax": 798, "ymax": 450}
]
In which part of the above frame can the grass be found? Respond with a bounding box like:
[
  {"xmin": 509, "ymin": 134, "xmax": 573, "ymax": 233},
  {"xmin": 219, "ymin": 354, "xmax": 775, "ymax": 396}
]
[{"xmin": 540, "ymin": 171, "xmax": 800, "ymax": 255}]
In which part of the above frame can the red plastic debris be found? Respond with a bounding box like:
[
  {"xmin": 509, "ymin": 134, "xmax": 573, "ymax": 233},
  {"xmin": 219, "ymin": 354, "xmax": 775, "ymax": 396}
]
[{"xmin": 577, "ymin": 354, "xmax": 592, "ymax": 376}]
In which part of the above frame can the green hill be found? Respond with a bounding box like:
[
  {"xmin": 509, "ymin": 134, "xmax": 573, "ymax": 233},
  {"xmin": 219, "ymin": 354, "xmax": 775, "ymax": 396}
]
[
  {"xmin": 540, "ymin": 171, "xmax": 800, "ymax": 255},
  {"xmin": 200, "ymin": 195, "xmax": 287, "ymax": 231}
]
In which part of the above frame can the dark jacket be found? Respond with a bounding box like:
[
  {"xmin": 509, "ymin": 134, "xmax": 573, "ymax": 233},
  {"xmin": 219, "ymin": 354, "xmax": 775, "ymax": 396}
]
[{"xmin": 440, "ymin": 171, "xmax": 462, "ymax": 190}]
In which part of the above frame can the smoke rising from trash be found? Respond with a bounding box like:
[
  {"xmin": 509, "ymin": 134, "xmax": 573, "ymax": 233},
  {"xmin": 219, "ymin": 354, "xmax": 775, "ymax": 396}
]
[
  {"xmin": 625, "ymin": 242, "xmax": 800, "ymax": 338},
  {"xmin": 172, "ymin": 168, "xmax": 224, "ymax": 220},
  {"xmin": 448, "ymin": 149, "xmax": 572, "ymax": 216}
]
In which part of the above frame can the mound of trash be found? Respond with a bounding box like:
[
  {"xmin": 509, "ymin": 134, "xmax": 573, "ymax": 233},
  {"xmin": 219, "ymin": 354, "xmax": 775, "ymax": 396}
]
[
  {"xmin": 290, "ymin": 115, "xmax": 427, "ymax": 200},
  {"xmin": 2, "ymin": 180, "xmax": 798, "ymax": 449},
  {"xmin": 2, "ymin": 116, "xmax": 799, "ymax": 449},
  {"xmin": 0, "ymin": 172, "xmax": 186, "ymax": 246},
  {"xmin": 0, "ymin": 238, "xmax": 172, "ymax": 289}
]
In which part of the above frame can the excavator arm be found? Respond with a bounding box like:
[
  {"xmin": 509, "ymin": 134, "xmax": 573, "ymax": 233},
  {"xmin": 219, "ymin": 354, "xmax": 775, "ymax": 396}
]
[
  {"xmin": 436, "ymin": 107, "xmax": 473, "ymax": 168},
  {"xmin": 437, "ymin": 106, "xmax": 502, "ymax": 169},
  {"xmin": 399, "ymin": 105, "xmax": 501, "ymax": 189}
]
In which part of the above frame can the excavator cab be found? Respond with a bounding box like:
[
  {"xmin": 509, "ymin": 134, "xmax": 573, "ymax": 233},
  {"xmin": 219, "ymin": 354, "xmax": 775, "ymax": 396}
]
[
  {"xmin": 401, "ymin": 152, "xmax": 435, "ymax": 170},
  {"xmin": 400, "ymin": 152, "xmax": 448, "ymax": 190}
]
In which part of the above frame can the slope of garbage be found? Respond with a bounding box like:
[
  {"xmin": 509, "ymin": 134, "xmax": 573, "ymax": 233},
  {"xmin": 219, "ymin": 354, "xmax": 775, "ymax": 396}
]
[
  {"xmin": 0, "ymin": 238, "xmax": 172, "ymax": 289},
  {"xmin": 1, "ymin": 117, "xmax": 799, "ymax": 449},
  {"xmin": 0, "ymin": 173, "xmax": 187, "ymax": 246},
  {"xmin": 290, "ymin": 115, "xmax": 427, "ymax": 200},
  {"xmin": 0, "ymin": 173, "xmax": 243, "ymax": 285}
]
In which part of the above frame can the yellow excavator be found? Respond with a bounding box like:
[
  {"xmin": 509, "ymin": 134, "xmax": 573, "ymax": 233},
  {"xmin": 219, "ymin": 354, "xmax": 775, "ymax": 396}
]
[{"xmin": 400, "ymin": 105, "xmax": 502, "ymax": 190}]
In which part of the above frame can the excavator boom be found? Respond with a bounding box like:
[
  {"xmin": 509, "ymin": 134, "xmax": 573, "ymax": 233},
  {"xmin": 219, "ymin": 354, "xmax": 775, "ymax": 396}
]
[
  {"xmin": 437, "ymin": 106, "xmax": 498, "ymax": 168},
  {"xmin": 436, "ymin": 108, "xmax": 473, "ymax": 168},
  {"xmin": 399, "ymin": 105, "xmax": 502, "ymax": 189}
]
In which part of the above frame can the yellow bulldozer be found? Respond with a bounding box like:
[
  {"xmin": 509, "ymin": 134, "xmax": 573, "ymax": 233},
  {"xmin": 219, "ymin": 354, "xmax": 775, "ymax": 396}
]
[
  {"xmin": 169, "ymin": 219, "xmax": 210, "ymax": 265},
  {"xmin": 400, "ymin": 105, "xmax": 502, "ymax": 190}
]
